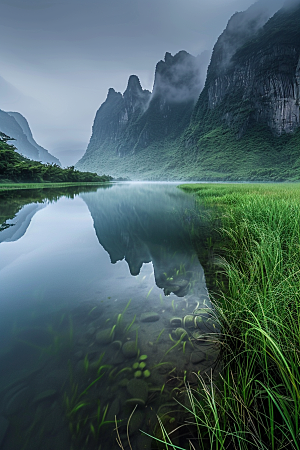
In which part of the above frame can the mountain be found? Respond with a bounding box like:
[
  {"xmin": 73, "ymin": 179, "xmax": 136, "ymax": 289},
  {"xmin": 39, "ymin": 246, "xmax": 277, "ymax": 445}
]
[
  {"xmin": 77, "ymin": 1, "xmax": 300, "ymax": 181},
  {"xmin": 184, "ymin": 0, "xmax": 300, "ymax": 180},
  {"xmin": 0, "ymin": 109, "xmax": 60, "ymax": 165},
  {"xmin": 76, "ymin": 50, "xmax": 209, "ymax": 178}
]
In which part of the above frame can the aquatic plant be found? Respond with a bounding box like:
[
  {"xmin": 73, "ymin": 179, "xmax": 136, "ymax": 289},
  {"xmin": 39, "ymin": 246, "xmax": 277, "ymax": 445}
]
[
  {"xmin": 146, "ymin": 287, "xmax": 154, "ymax": 298},
  {"xmin": 155, "ymin": 328, "xmax": 165, "ymax": 344},
  {"xmin": 124, "ymin": 314, "xmax": 136, "ymax": 333}
]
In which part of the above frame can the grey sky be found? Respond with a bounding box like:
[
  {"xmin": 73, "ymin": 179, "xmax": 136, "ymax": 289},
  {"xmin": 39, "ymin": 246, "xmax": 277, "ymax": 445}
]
[{"xmin": 0, "ymin": 0, "xmax": 284, "ymax": 166}]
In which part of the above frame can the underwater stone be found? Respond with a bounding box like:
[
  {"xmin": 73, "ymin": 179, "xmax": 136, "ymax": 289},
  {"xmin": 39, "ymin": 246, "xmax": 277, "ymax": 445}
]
[
  {"xmin": 136, "ymin": 434, "xmax": 152, "ymax": 450},
  {"xmin": 183, "ymin": 315, "xmax": 195, "ymax": 328},
  {"xmin": 33, "ymin": 389, "xmax": 57, "ymax": 404},
  {"xmin": 128, "ymin": 409, "xmax": 145, "ymax": 435},
  {"xmin": 170, "ymin": 317, "xmax": 182, "ymax": 327},
  {"xmin": 5, "ymin": 386, "xmax": 30, "ymax": 415},
  {"xmin": 172, "ymin": 328, "xmax": 188, "ymax": 340},
  {"xmin": 127, "ymin": 379, "xmax": 148, "ymax": 402},
  {"xmin": 190, "ymin": 351, "xmax": 206, "ymax": 364},
  {"xmin": 0, "ymin": 416, "xmax": 9, "ymax": 447},
  {"xmin": 194, "ymin": 316, "xmax": 203, "ymax": 328},
  {"xmin": 122, "ymin": 341, "xmax": 138, "ymax": 358},
  {"xmin": 111, "ymin": 340, "xmax": 123, "ymax": 350},
  {"xmin": 174, "ymin": 279, "xmax": 188, "ymax": 287},
  {"xmin": 106, "ymin": 398, "xmax": 120, "ymax": 422},
  {"xmin": 140, "ymin": 312, "xmax": 160, "ymax": 322},
  {"xmin": 125, "ymin": 398, "xmax": 145, "ymax": 407},
  {"xmin": 96, "ymin": 328, "xmax": 114, "ymax": 344},
  {"xmin": 74, "ymin": 350, "xmax": 83, "ymax": 360},
  {"xmin": 118, "ymin": 378, "xmax": 129, "ymax": 387},
  {"xmin": 87, "ymin": 326, "xmax": 96, "ymax": 336}
]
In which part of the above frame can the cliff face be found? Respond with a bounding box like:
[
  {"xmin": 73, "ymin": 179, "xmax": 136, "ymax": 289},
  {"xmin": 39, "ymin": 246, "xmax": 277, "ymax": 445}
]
[
  {"xmin": 192, "ymin": 2, "xmax": 300, "ymax": 138},
  {"xmin": 87, "ymin": 76, "xmax": 151, "ymax": 157},
  {"xmin": 0, "ymin": 109, "xmax": 60, "ymax": 165},
  {"xmin": 76, "ymin": 50, "xmax": 209, "ymax": 173}
]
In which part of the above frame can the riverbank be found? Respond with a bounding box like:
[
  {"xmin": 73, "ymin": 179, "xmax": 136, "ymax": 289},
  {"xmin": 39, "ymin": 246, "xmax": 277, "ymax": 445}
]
[
  {"xmin": 0, "ymin": 181, "xmax": 112, "ymax": 192},
  {"xmin": 178, "ymin": 183, "xmax": 300, "ymax": 450}
]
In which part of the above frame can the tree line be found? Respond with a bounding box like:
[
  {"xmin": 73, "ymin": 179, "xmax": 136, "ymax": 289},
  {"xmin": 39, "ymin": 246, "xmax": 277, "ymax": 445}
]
[{"xmin": 0, "ymin": 132, "xmax": 112, "ymax": 183}]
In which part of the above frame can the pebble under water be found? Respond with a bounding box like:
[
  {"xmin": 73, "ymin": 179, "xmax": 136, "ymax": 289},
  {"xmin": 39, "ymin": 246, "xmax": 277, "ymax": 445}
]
[{"xmin": 0, "ymin": 183, "xmax": 220, "ymax": 450}]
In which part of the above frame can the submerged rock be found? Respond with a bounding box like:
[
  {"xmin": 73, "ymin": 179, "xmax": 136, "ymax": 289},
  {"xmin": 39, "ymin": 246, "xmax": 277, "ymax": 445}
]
[
  {"xmin": 140, "ymin": 312, "xmax": 160, "ymax": 322},
  {"xmin": 0, "ymin": 416, "xmax": 9, "ymax": 447},
  {"xmin": 183, "ymin": 315, "xmax": 195, "ymax": 328},
  {"xmin": 96, "ymin": 328, "xmax": 114, "ymax": 344},
  {"xmin": 127, "ymin": 379, "xmax": 148, "ymax": 402},
  {"xmin": 170, "ymin": 317, "xmax": 182, "ymax": 327},
  {"xmin": 125, "ymin": 398, "xmax": 145, "ymax": 407},
  {"xmin": 106, "ymin": 398, "xmax": 120, "ymax": 422},
  {"xmin": 190, "ymin": 351, "xmax": 206, "ymax": 365},
  {"xmin": 33, "ymin": 389, "xmax": 57, "ymax": 404},
  {"xmin": 4, "ymin": 386, "xmax": 30, "ymax": 415},
  {"xmin": 128, "ymin": 408, "xmax": 145, "ymax": 435},
  {"xmin": 122, "ymin": 341, "xmax": 138, "ymax": 358},
  {"xmin": 172, "ymin": 328, "xmax": 188, "ymax": 340}
]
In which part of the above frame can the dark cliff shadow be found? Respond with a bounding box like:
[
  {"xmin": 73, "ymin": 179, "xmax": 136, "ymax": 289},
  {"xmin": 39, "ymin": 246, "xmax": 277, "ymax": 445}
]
[{"xmin": 80, "ymin": 183, "xmax": 207, "ymax": 297}]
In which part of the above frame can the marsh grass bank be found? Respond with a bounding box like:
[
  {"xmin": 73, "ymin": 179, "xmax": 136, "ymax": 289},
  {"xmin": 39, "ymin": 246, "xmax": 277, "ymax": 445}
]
[{"xmin": 176, "ymin": 183, "xmax": 300, "ymax": 450}]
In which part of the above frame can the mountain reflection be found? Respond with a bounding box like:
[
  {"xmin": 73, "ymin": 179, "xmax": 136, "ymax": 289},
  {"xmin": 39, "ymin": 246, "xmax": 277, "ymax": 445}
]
[
  {"xmin": 81, "ymin": 183, "xmax": 205, "ymax": 297},
  {"xmin": 0, "ymin": 185, "xmax": 108, "ymax": 242}
]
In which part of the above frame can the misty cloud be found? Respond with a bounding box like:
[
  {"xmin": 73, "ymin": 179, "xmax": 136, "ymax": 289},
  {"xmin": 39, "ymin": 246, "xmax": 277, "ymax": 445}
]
[
  {"xmin": 152, "ymin": 51, "xmax": 210, "ymax": 104},
  {"xmin": 211, "ymin": 0, "xmax": 285, "ymax": 73}
]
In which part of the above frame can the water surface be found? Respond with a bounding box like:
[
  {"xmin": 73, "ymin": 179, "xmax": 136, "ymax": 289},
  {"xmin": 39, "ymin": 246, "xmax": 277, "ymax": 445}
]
[{"xmin": 0, "ymin": 183, "xmax": 219, "ymax": 450}]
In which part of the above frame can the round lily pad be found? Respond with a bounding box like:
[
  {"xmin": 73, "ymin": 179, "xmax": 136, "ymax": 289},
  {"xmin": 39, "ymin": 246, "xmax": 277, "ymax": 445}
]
[{"xmin": 139, "ymin": 355, "xmax": 148, "ymax": 361}]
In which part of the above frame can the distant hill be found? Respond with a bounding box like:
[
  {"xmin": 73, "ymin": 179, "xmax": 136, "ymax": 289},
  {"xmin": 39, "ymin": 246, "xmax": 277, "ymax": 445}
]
[
  {"xmin": 0, "ymin": 109, "xmax": 61, "ymax": 165},
  {"xmin": 76, "ymin": 1, "xmax": 300, "ymax": 181}
]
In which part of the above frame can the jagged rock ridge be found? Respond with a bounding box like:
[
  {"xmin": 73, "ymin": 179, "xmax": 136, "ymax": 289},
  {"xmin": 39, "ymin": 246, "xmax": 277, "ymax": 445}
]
[
  {"xmin": 77, "ymin": 2, "xmax": 300, "ymax": 181},
  {"xmin": 76, "ymin": 50, "xmax": 209, "ymax": 173}
]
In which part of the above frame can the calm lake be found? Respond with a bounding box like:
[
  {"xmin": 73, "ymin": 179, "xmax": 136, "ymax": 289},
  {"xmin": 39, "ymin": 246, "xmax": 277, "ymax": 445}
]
[{"xmin": 0, "ymin": 182, "xmax": 219, "ymax": 450}]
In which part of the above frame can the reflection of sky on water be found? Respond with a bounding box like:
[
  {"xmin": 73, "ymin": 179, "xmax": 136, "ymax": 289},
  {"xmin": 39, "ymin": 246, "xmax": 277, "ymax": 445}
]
[{"xmin": 0, "ymin": 183, "xmax": 207, "ymax": 330}]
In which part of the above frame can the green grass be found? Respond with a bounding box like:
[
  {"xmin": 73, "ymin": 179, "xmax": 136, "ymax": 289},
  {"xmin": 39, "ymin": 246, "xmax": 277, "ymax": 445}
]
[{"xmin": 174, "ymin": 183, "xmax": 300, "ymax": 450}]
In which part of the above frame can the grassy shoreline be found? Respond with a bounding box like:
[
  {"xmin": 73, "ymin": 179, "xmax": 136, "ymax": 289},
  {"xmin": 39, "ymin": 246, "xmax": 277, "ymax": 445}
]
[
  {"xmin": 0, "ymin": 181, "xmax": 112, "ymax": 192},
  {"xmin": 178, "ymin": 183, "xmax": 300, "ymax": 450}
]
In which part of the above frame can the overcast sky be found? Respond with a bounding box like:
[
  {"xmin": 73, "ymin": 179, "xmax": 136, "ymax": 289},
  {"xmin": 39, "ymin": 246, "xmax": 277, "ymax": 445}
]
[{"xmin": 0, "ymin": 0, "xmax": 284, "ymax": 166}]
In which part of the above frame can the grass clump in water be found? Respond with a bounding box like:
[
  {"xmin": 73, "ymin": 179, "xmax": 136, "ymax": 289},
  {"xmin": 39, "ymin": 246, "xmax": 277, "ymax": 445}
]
[{"xmin": 177, "ymin": 183, "xmax": 300, "ymax": 450}]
